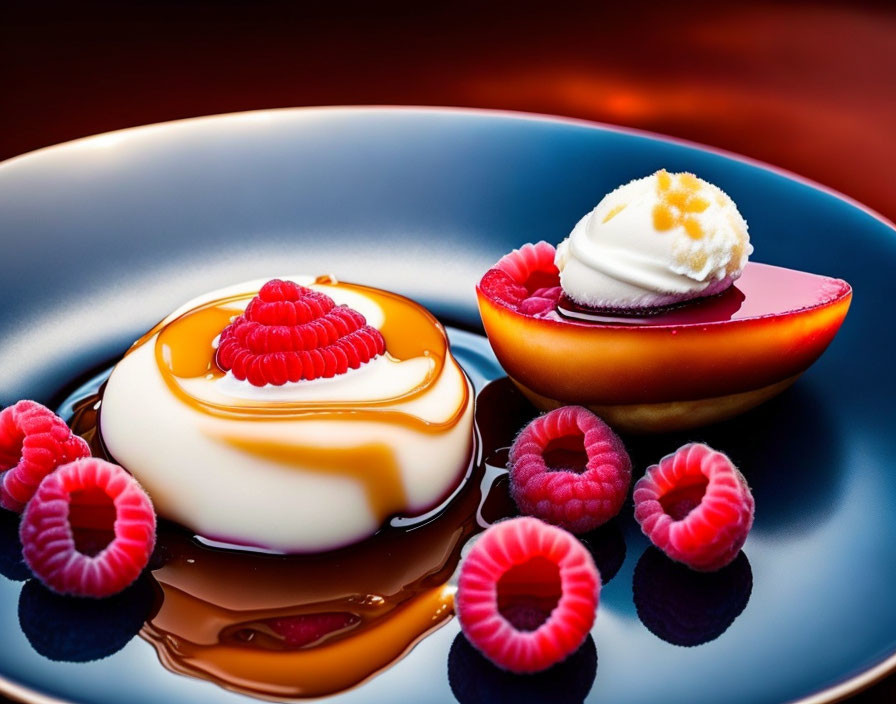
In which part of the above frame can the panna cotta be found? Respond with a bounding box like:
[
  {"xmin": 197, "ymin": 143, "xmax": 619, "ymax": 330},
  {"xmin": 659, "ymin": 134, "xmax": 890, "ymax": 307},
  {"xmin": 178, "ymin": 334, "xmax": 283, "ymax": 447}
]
[{"xmin": 100, "ymin": 276, "xmax": 474, "ymax": 553}]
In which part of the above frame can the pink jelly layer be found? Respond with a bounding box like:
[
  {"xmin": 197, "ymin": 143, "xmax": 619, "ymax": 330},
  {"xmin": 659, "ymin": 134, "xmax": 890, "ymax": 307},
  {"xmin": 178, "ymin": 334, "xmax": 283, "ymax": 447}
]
[{"xmin": 557, "ymin": 262, "xmax": 851, "ymax": 327}]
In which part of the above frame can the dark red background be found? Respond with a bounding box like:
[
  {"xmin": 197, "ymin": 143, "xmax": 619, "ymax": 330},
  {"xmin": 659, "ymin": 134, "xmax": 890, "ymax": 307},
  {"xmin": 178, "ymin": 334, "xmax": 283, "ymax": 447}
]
[
  {"xmin": 3, "ymin": 0, "xmax": 894, "ymax": 221},
  {"xmin": 1, "ymin": 1, "xmax": 894, "ymax": 702}
]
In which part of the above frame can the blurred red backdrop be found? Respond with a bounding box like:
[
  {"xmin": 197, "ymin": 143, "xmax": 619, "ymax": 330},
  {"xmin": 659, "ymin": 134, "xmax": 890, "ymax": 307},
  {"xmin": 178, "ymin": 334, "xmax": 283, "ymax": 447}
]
[
  {"xmin": 0, "ymin": 1, "xmax": 894, "ymax": 702},
  {"xmin": 2, "ymin": 0, "xmax": 894, "ymax": 220}
]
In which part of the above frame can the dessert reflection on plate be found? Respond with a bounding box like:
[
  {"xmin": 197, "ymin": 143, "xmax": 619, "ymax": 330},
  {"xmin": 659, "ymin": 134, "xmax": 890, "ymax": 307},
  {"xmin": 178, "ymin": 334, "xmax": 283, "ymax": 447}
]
[{"xmin": 141, "ymin": 518, "xmax": 464, "ymax": 699}]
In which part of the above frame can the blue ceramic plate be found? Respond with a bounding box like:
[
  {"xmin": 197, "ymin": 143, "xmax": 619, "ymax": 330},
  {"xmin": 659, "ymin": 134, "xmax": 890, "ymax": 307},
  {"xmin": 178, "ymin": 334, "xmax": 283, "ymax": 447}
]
[{"xmin": 0, "ymin": 108, "xmax": 895, "ymax": 704}]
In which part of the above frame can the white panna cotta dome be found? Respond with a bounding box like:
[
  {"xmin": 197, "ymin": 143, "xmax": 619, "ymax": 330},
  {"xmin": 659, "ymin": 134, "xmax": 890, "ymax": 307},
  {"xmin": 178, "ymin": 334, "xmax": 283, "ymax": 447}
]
[
  {"xmin": 555, "ymin": 170, "xmax": 752, "ymax": 310},
  {"xmin": 100, "ymin": 276, "xmax": 474, "ymax": 553}
]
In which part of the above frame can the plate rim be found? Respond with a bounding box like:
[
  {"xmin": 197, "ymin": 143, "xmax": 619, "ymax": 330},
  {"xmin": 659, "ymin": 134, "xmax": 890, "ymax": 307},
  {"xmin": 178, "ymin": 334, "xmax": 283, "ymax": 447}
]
[
  {"xmin": 0, "ymin": 105, "xmax": 893, "ymax": 704},
  {"xmin": 0, "ymin": 104, "xmax": 893, "ymax": 234}
]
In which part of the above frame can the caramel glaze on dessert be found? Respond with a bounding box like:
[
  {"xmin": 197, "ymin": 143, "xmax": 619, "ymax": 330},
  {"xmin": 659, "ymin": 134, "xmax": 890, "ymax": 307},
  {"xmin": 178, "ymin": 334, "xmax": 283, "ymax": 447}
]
[
  {"xmin": 66, "ymin": 372, "xmax": 522, "ymax": 700},
  {"xmin": 123, "ymin": 276, "xmax": 471, "ymax": 531}
]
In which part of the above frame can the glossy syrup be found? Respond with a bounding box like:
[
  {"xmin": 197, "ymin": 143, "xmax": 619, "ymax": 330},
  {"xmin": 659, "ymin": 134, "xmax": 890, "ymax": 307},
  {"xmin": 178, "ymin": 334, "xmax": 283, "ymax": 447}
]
[
  {"xmin": 557, "ymin": 262, "xmax": 849, "ymax": 327},
  {"xmin": 57, "ymin": 326, "xmax": 762, "ymax": 701},
  {"xmin": 64, "ymin": 360, "xmax": 528, "ymax": 700},
  {"xmin": 20, "ymin": 346, "xmax": 763, "ymax": 702}
]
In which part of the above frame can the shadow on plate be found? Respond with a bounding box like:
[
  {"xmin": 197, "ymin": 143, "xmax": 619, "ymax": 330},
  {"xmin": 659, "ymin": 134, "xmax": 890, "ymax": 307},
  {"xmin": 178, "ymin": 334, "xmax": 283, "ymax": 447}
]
[
  {"xmin": 17, "ymin": 574, "xmax": 158, "ymax": 662},
  {"xmin": 632, "ymin": 547, "xmax": 752, "ymax": 647},
  {"xmin": 448, "ymin": 631, "xmax": 597, "ymax": 704},
  {"xmin": 578, "ymin": 518, "xmax": 626, "ymax": 586},
  {"xmin": 623, "ymin": 383, "xmax": 843, "ymax": 536},
  {"xmin": 0, "ymin": 510, "xmax": 31, "ymax": 582},
  {"xmin": 474, "ymin": 377, "xmax": 540, "ymax": 468}
]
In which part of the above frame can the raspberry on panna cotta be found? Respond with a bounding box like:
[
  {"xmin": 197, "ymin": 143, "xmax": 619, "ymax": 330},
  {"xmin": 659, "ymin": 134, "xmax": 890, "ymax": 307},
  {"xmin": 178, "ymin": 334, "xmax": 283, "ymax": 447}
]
[{"xmin": 99, "ymin": 276, "xmax": 474, "ymax": 553}]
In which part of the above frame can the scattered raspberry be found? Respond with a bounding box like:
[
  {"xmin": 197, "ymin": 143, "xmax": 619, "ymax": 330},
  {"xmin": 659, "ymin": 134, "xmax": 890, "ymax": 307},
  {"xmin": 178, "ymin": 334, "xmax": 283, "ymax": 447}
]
[
  {"xmin": 633, "ymin": 547, "xmax": 753, "ymax": 647},
  {"xmin": 216, "ymin": 279, "xmax": 386, "ymax": 386},
  {"xmin": 18, "ymin": 576, "xmax": 156, "ymax": 662},
  {"xmin": 0, "ymin": 400, "xmax": 90, "ymax": 513},
  {"xmin": 448, "ymin": 631, "xmax": 597, "ymax": 704},
  {"xmin": 20, "ymin": 458, "xmax": 156, "ymax": 598},
  {"xmin": 509, "ymin": 406, "xmax": 631, "ymax": 534},
  {"xmin": 478, "ymin": 242, "xmax": 561, "ymax": 318},
  {"xmin": 266, "ymin": 612, "xmax": 360, "ymax": 648},
  {"xmin": 634, "ymin": 443, "xmax": 754, "ymax": 571},
  {"xmin": 456, "ymin": 516, "xmax": 600, "ymax": 673}
]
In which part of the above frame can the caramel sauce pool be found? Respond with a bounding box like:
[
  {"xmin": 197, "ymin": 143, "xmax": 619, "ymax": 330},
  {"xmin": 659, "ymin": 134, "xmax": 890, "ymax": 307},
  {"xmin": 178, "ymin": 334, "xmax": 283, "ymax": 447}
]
[{"xmin": 66, "ymin": 361, "xmax": 528, "ymax": 700}]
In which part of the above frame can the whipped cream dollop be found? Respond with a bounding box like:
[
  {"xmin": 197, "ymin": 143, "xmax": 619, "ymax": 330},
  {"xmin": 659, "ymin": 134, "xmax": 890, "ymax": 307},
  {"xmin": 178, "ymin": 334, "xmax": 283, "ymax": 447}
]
[{"xmin": 555, "ymin": 170, "xmax": 752, "ymax": 310}]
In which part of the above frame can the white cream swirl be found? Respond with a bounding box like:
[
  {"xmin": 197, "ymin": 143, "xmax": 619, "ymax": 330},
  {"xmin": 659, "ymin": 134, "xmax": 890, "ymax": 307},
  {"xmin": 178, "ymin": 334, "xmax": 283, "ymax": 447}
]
[{"xmin": 555, "ymin": 170, "xmax": 752, "ymax": 310}]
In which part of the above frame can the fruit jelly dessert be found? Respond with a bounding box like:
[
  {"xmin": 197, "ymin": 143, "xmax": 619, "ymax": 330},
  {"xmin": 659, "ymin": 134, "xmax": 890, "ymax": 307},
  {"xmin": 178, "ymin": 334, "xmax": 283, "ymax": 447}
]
[{"xmin": 476, "ymin": 170, "xmax": 851, "ymax": 432}]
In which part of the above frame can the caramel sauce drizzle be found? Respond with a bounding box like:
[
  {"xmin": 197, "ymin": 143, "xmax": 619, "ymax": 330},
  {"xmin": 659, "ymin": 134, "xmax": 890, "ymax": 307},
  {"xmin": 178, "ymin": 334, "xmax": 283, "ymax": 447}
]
[
  {"xmin": 118, "ymin": 278, "xmax": 474, "ymax": 532},
  {"xmin": 144, "ymin": 279, "xmax": 469, "ymax": 434},
  {"xmin": 223, "ymin": 437, "xmax": 408, "ymax": 521}
]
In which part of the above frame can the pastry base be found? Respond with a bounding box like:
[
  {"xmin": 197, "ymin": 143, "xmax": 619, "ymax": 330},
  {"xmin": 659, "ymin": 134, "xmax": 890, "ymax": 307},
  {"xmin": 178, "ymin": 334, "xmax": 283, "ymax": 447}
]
[{"xmin": 512, "ymin": 374, "xmax": 801, "ymax": 434}]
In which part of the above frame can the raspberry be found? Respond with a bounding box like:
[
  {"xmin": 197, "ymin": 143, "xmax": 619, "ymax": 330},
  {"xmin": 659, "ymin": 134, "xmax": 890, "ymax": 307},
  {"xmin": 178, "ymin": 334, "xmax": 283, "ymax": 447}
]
[
  {"xmin": 216, "ymin": 279, "xmax": 386, "ymax": 386},
  {"xmin": 494, "ymin": 241, "xmax": 559, "ymax": 289},
  {"xmin": 509, "ymin": 406, "xmax": 632, "ymax": 534},
  {"xmin": 478, "ymin": 242, "xmax": 561, "ymax": 318},
  {"xmin": 478, "ymin": 269, "xmax": 528, "ymax": 308},
  {"xmin": 0, "ymin": 400, "xmax": 90, "ymax": 512},
  {"xmin": 448, "ymin": 631, "xmax": 597, "ymax": 704},
  {"xmin": 633, "ymin": 443, "xmax": 754, "ymax": 571},
  {"xmin": 519, "ymin": 286, "xmax": 562, "ymax": 316},
  {"xmin": 456, "ymin": 516, "xmax": 600, "ymax": 673},
  {"xmin": 265, "ymin": 612, "xmax": 360, "ymax": 648},
  {"xmin": 633, "ymin": 547, "xmax": 753, "ymax": 647},
  {"xmin": 18, "ymin": 576, "xmax": 156, "ymax": 662},
  {"xmin": 20, "ymin": 458, "xmax": 156, "ymax": 598}
]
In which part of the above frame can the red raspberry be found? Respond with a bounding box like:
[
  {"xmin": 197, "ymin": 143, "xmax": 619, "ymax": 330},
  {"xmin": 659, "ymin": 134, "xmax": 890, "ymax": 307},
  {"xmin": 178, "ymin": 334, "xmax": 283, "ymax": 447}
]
[
  {"xmin": 494, "ymin": 241, "xmax": 559, "ymax": 288},
  {"xmin": 215, "ymin": 279, "xmax": 386, "ymax": 386},
  {"xmin": 265, "ymin": 612, "xmax": 360, "ymax": 648},
  {"xmin": 20, "ymin": 458, "xmax": 156, "ymax": 598},
  {"xmin": 509, "ymin": 406, "xmax": 631, "ymax": 534},
  {"xmin": 478, "ymin": 242, "xmax": 561, "ymax": 318},
  {"xmin": 456, "ymin": 517, "xmax": 600, "ymax": 673},
  {"xmin": 0, "ymin": 400, "xmax": 90, "ymax": 513},
  {"xmin": 633, "ymin": 443, "xmax": 754, "ymax": 572},
  {"xmin": 478, "ymin": 269, "xmax": 527, "ymax": 308},
  {"xmin": 518, "ymin": 286, "xmax": 562, "ymax": 316}
]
